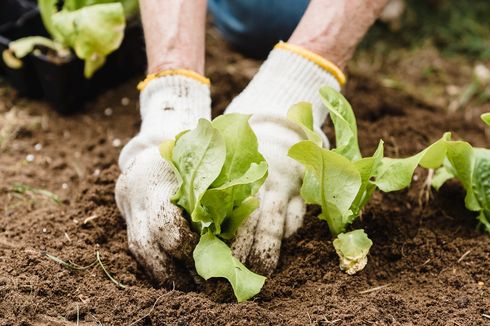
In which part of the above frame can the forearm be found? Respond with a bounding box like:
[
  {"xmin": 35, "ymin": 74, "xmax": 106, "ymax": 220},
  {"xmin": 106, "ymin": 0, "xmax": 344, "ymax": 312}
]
[
  {"xmin": 139, "ymin": 0, "xmax": 207, "ymax": 74},
  {"xmin": 289, "ymin": 0, "xmax": 389, "ymax": 69}
]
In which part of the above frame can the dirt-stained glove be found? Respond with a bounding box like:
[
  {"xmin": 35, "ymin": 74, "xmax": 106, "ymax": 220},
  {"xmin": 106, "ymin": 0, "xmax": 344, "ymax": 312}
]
[
  {"xmin": 115, "ymin": 72, "xmax": 211, "ymax": 287},
  {"xmin": 225, "ymin": 42, "xmax": 345, "ymax": 275}
]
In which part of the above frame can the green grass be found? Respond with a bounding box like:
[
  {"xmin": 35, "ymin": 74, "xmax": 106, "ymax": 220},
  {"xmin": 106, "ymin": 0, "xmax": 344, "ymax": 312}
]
[
  {"xmin": 361, "ymin": 0, "xmax": 490, "ymax": 60},
  {"xmin": 10, "ymin": 183, "xmax": 61, "ymax": 204},
  {"xmin": 45, "ymin": 251, "xmax": 127, "ymax": 289}
]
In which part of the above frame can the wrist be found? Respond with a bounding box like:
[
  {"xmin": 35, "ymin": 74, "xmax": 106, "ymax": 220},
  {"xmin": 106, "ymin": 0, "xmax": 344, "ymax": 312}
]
[
  {"xmin": 288, "ymin": 0, "xmax": 389, "ymax": 70},
  {"xmin": 148, "ymin": 57, "xmax": 205, "ymax": 76},
  {"xmin": 287, "ymin": 40, "xmax": 349, "ymax": 71}
]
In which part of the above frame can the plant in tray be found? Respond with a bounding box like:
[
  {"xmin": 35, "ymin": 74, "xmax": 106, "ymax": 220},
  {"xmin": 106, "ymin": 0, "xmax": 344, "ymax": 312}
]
[
  {"xmin": 6, "ymin": 0, "xmax": 139, "ymax": 78},
  {"xmin": 160, "ymin": 114, "xmax": 268, "ymax": 302}
]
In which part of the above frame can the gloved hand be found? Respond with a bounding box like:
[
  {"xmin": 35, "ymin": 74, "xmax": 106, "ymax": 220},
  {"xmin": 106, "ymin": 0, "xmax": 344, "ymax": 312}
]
[
  {"xmin": 115, "ymin": 72, "xmax": 211, "ymax": 287},
  {"xmin": 226, "ymin": 42, "xmax": 345, "ymax": 275}
]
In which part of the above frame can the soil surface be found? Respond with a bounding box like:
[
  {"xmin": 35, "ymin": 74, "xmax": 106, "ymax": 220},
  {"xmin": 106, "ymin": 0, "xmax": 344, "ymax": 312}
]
[{"xmin": 1, "ymin": 28, "xmax": 489, "ymax": 325}]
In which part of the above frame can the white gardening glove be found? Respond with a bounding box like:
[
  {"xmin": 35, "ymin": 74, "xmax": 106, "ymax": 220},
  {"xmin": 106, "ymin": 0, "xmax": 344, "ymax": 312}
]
[
  {"xmin": 226, "ymin": 42, "xmax": 345, "ymax": 275},
  {"xmin": 115, "ymin": 73, "xmax": 211, "ymax": 287}
]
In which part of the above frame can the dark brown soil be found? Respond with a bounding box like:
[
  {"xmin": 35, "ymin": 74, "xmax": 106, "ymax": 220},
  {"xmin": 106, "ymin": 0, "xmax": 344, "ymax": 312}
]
[{"xmin": 0, "ymin": 28, "xmax": 489, "ymax": 325}]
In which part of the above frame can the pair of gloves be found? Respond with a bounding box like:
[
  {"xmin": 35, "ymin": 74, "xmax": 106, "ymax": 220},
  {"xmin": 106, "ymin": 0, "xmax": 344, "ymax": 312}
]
[{"xmin": 115, "ymin": 42, "xmax": 344, "ymax": 286}]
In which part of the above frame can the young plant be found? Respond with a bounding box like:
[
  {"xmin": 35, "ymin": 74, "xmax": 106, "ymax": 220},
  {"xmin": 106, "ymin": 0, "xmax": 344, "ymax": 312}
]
[
  {"xmin": 431, "ymin": 113, "xmax": 490, "ymax": 232},
  {"xmin": 287, "ymin": 87, "xmax": 453, "ymax": 274},
  {"xmin": 482, "ymin": 112, "xmax": 490, "ymax": 126},
  {"xmin": 160, "ymin": 114, "xmax": 268, "ymax": 302},
  {"xmin": 7, "ymin": 0, "xmax": 139, "ymax": 78}
]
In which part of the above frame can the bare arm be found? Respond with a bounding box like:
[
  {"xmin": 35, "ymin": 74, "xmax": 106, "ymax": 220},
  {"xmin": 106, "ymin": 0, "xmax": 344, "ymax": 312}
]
[
  {"xmin": 289, "ymin": 0, "xmax": 389, "ymax": 69},
  {"xmin": 139, "ymin": 0, "xmax": 207, "ymax": 74}
]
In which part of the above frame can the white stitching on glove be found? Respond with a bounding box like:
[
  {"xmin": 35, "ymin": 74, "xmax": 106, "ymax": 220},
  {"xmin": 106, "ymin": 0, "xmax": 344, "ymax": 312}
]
[
  {"xmin": 225, "ymin": 47, "xmax": 340, "ymax": 275},
  {"xmin": 115, "ymin": 76, "xmax": 211, "ymax": 287}
]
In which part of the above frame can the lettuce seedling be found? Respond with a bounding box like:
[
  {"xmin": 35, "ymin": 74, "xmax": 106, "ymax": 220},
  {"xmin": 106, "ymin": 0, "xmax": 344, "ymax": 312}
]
[
  {"xmin": 160, "ymin": 114, "xmax": 268, "ymax": 302},
  {"xmin": 288, "ymin": 87, "xmax": 453, "ymax": 274},
  {"xmin": 431, "ymin": 116, "xmax": 490, "ymax": 232},
  {"xmin": 482, "ymin": 113, "xmax": 490, "ymax": 126},
  {"xmin": 7, "ymin": 0, "xmax": 138, "ymax": 78}
]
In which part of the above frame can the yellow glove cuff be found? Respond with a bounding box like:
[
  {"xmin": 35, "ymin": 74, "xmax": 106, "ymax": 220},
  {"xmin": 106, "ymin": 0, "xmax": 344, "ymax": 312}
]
[
  {"xmin": 274, "ymin": 42, "xmax": 346, "ymax": 86},
  {"xmin": 137, "ymin": 69, "xmax": 210, "ymax": 91}
]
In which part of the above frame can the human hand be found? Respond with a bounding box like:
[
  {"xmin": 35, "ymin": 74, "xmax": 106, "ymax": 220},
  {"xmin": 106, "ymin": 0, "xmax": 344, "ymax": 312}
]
[
  {"xmin": 225, "ymin": 43, "xmax": 344, "ymax": 274},
  {"xmin": 115, "ymin": 73, "xmax": 210, "ymax": 287}
]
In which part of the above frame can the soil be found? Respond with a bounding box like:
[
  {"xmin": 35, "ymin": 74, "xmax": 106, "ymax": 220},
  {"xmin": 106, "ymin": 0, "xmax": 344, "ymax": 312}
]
[{"xmin": 0, "ymin": 28, "xmax": 489, "ymax": 325}]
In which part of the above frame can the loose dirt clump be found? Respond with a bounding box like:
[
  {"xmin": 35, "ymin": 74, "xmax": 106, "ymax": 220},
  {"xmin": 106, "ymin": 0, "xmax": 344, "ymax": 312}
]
[{"xmin": 0, "ymin": 29, "xmax": 489, "ymax": 325}]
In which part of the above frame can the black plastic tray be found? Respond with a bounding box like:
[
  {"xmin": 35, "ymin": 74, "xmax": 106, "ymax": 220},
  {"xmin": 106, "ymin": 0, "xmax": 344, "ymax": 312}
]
[
  {"xmin": 0, "ymin": 0, "xmax": 46, "ymax": 97},
  {"xmin": 0, "ymin": 1, "xmax": 146, "ymax": 114}
]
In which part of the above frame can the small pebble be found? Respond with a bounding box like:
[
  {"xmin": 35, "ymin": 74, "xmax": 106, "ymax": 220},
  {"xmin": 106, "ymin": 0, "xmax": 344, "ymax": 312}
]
[
  {"xmin": 121, "ymin": 97, "xmax": 130, "ymax": 106},
  {"xmin": 26, "ymin": 154, "xmax": 35, "ymax": 162},
  {"xmin": 413, "ymin": 175, "xmax": 419, "ymax": 181},
  {"xmin": 93, "ymin": 169, "xmax": 101, "ymax": 177},
  {"xmin": 73, "ymin": 219, "xmax": 79, "ymax": 224},
  {"xmin": 474, "ymin": 64, "xmax": 490, "ymax": 84},
  {"xmin": 34, "ymin": 143, "xmax": 42, "ymax": 151},
  {"xmin": 112, "ymin": 138, "xmax": 122, "ymax": 147},
  {"xmin": 62, "ymin": 183, "xmax": 68, "ymax": 190},
  {"xmin": 104, "ymin": 107, "xmax": 113, "ymax": 116},
  {"xmin": 42, "ymin": 228, "xmax": 47, "ymax": 233},
  {"xmin": 446, "ymin": 85, "xmax": 460, "ymax": 96},
  {"xmin": 478, "ymin": 281, "xmax": 485, "ymax": 287}
]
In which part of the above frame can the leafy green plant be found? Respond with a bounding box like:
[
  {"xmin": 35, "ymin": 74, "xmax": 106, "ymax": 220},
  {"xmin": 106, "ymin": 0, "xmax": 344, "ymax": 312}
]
[
  {"xmin": 431, "ymin": 114, "xmax": 490, "ymax": 233},
  {"xmin": 160, "ymin": 114, "xmax": 268, "ymax": 302},
  {"xmin": 7, "ymin": 0, "xmax": 138, "ymax": 78},
  {"xmin": 482, "ymin": 112, "xmax": 490, "ymax": 126},
  {"xmin": 287, "ymin": 87, "xmax": 455, "ymax": 274}
]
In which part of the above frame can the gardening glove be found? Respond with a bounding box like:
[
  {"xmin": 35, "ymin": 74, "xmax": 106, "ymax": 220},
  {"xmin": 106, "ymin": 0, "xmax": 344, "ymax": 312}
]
[
  {"xmin": 115, "ymin": 71, "xmax": 211, "ymax": 287},
  {"xmin": 226, "ymin": 42, "xmax": 346, "ymax": 275}
]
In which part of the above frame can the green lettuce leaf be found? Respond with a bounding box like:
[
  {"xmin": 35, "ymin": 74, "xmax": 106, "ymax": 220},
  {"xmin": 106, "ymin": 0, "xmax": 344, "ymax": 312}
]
[
  {"xmin": 445, "ymin": 141, "xmax": 479, "ymax": 211},
  {"xmin": 52, "ymin": 3, "xmax": 126, "ymax": 78},
  {"xmin": 429, "ymin": 140, "xmax": 490, "ymax": 233},
  {"xmin": 286, "ymin": 102, "xmax": 324, "ymax": 206},
  {"xmin": 211, "ymin": 114, "xmax": 266, "ymax": 188},
  {"xmin": 171, "ymin": 119, "xmax": 226, "ymax": 223},
  {"xmin": 63, "ymin": 0, "xmax": 139, "ymax": 17},
  {"xmin": 38, "ymin": 0, "xmax": 64, "ymax": 42},
  {"xmin": 300, "ymin": 170, "xmax": 322, "ymax": 206},
  {"xmin": 287, "ymin": 102, "xmax": 323, "ymax": 146},
  {"xmin": 197, "ymin": 162, "xmax": 267, "ymax": 233},
  {"xmin": 375, "ymin": 133, "xmax": 451, "ymax": 192},
  {"xmin": 432, "ymin": 162, "xmax": 455, "ymax": 191},
  {"xmin": 472, "ymin": 149, "xmax": 490, "ymax": 232},
  {"xmin": 8, "ymin": 36, "xmax": 69, "ymax": 59},
  {"xmin": 288, "ymin": 140, "xmax": 362, "ymax": 236},
  {"xmin": 194, "ymin": 231, "xmax": 266, "ymax": 303},
  {"xmin": 482, "ymin": 113, "xmax": 490, "ymax": 126},
  {"xmin": 220, "ymin": 197, "xmax": 260, "ymax": 240},
  {"xmin": 319, "ymin": 86, "xmax": 361, "ymax": 161},
  {"xmin": 24, "ymin": 1, "xmax": 132, "ymax": 77}
]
